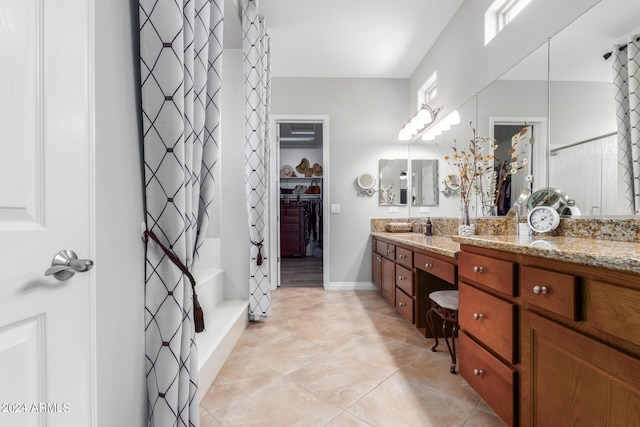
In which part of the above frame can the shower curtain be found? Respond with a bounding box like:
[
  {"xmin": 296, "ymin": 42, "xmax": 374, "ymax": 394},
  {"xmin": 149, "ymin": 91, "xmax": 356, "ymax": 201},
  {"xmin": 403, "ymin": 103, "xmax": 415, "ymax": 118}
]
[
  {"xmin": 243, "ymin": 0, "xmax": 272, "ymax": 320},
  {"xmin": 612, "ymin": 34, "xmax": 640, "ymax": 214},
  {"xmin": 139, "ymin": 0, "xmax": 223, "ymax": 425}
]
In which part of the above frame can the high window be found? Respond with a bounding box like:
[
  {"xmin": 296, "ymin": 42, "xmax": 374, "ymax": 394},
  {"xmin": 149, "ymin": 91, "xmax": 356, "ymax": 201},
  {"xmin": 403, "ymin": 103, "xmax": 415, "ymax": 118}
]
[
  {"xmin": 485, "ymin": 0, "xmax": 533, "ymax": 45},
  {"xmin": 418, "ymin": 72, "xmax": 437, "ymax": 108}
]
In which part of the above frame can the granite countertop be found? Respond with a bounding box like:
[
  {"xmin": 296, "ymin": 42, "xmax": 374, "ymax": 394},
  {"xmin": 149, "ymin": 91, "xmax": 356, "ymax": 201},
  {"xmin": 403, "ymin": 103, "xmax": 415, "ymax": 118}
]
[
  {"xmin": 371, "ymin": 232, "xmax": 460, "ymax": 258},
  {"xmin": 453, "ymin": 234, "xmax": 640, "ymax": 274},
  {"xmin": 372, "ymin": 231, "xmax": 640, "ymax": 274}
]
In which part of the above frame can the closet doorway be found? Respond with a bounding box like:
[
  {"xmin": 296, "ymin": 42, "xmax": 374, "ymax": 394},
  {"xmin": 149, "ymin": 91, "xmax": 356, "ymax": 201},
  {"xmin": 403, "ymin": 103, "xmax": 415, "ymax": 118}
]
[{"xmin": 271, "ymin": 117, "xmax": 329, "ymax": 289}]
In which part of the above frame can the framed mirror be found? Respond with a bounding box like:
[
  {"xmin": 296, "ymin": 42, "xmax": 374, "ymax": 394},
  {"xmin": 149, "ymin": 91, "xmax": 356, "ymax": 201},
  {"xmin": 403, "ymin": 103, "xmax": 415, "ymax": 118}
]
[
  {"xmin": 379, "ymin": 159, "xmax": 408, "ymax": 205},
  {"xmin": 410, "ymin": 159, "xmax": 439, "ymax": 206},
  {"xmin": 548, "ymin": 0, "xmax": 640, "ymax": 216}
]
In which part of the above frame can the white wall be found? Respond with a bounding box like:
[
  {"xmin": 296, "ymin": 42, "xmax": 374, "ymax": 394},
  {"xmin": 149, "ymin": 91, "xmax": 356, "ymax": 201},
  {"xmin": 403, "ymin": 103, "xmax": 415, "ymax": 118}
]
[
  {"xmin": 550, "ymin": 81, "xmax": 616, "ymax": 147},
  {"xmin": 95, "ymin": 0, "xmax": 146, "ymax": 425},
  {"xmin": 271, "ymin": 77, "xmax": 409, "ymax": 285}
]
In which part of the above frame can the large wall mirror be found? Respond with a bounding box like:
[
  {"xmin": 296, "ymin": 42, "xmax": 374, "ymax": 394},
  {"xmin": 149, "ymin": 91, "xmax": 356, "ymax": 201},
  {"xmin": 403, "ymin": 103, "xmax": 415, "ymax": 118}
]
[{"xmin": 548, "ymin": 0, "xmax": 640, "ymax": 216}]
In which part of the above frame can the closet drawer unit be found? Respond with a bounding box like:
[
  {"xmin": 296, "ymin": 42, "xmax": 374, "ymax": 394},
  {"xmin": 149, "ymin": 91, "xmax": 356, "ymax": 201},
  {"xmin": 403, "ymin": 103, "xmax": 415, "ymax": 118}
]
[
  {"xmin": 395, "ymin": 247, "xmax": 413, "ymax": 269},
  {"xmin": 395, "ymin": 288, "xmax": 414, "ymax": 324},
  {"xmin": 459, "ymin": 282, "xmax": 517, "ymax": 363},
  {"xmin": 395, "ymin": 264, "xmax": 414, "ymax": 297},
  {"xmin": 281, "ymin": 206, "xmax": 303, "ymax": 218},
  {"xmin": 459, "ymin": 251, "xmax": 516, "ymax": 296},
  {"xmin": 414, "ymin": 252, "xmax": 456, "ymax": 284},
  {"xmin": 459, "ymin": 331, "xmax": 516, "ymax": 427},
  {"xmin": 280, "ymin": 222, "xmax": 301, "ymax": 233},
  {"xmin": 521, "ymin": 266, "xmax": 580, "ymax": 320}
]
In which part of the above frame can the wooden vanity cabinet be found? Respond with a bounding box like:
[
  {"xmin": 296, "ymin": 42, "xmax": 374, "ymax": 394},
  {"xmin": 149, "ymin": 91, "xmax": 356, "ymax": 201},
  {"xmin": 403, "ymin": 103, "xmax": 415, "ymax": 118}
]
[
  {"xmin": 371, "ymin": 235, "xmax": 457, "ymax": 334},
  {"xmin": 520, "ymin": 257, "xmax": 640, "ymax": 427},
  {"xmin": 458, "ymin": 248, "xmax": 518, "ymax": 426},
  {"xmin": 372, "ymin": 237, "xmax": 396, "ymax": 304},
  {"xmin": 459, "ymin": 244, "xmax": 640, "ymax": 427}
]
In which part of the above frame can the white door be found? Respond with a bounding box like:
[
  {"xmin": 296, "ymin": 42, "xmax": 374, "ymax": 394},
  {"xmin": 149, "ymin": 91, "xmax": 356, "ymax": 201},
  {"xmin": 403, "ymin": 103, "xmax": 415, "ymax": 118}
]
[{"xmin": 0, "ymin": 1, "xmax": 94, "ymax": 426}]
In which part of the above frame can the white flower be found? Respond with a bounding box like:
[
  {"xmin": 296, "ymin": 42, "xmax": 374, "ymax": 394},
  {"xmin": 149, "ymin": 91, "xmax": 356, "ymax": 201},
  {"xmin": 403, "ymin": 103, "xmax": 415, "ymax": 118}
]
[
  {"xmin": 526, "ymin": 174, "xmax": 533, "ymax": 182},
  {"xmin": 510, "ymin": 167, "xmax": 517, "ymax": 174},
  {"xmin": 522, "ymin": 158, "xmax": 528, "ymax": 165}
]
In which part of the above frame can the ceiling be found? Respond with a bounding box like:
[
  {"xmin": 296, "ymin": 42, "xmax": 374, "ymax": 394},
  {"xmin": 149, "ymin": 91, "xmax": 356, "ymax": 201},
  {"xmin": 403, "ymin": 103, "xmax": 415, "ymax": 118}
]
[{"xmin": 223, "ymin": 0, "xmax": 464, "ymax": 79}]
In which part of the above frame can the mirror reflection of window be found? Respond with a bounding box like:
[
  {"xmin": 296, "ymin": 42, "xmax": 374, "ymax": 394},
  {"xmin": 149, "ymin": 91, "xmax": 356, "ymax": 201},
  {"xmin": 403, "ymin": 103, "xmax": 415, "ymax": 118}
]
[
  {"xmin": 379, "ymin": 159, "xmax": 408, "ymax": 206},
  {"xmin": 411, "ymin": 159, "xmax": 439, "ymax": 206}
]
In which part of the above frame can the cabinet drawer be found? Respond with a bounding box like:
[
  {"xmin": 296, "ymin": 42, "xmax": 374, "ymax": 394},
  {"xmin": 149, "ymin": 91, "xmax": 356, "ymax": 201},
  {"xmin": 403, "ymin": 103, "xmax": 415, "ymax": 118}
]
[
  {"xmin": 584, "ymin": 280, "xmax": 640, "ymax": 347},
  {"xmin": 459, "ymin": 251, "xmax": 516, "ymax": 296},
  {"xmin": 459, "ymin": 282, "xmax": 516, "ymax": 363},
  {"xmin": 414, "ymin": 252, "xmax": 456, "ymax": 284},
  {"xmin": 395, "ymin": 265, "xmax": 414, "ymax": 297},
  {"xmin": 459, "ymin": 331, "xmax": 516, "ymax": 427},
  {"xmin": 396, "ymin": 288, "xmax": 414, "ymax": 323},
  {"xmin": 521, "ymin": 266, "xmax": 580, "ymax": 320},
  {"xmin": 395, "ymin": 247, "xmax": 413, "ymax": 269},
  {"xmin": 376, "ymin": 241, "xmax": 395, "ymax": 259}
]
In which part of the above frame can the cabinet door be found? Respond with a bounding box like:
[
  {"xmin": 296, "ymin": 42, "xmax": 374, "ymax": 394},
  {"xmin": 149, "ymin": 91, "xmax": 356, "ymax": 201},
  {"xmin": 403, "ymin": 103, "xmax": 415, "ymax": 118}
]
[
  {"xmin": 381, "ymin": 258, "xmax": 395, "ymax": 304},
  {"xmin": 529, "ymin": 313, "xmax": 640, "ymax": 426},
  {"xmin": 372, "ymin": 252, "xmax": 382, "ymax": 291}
]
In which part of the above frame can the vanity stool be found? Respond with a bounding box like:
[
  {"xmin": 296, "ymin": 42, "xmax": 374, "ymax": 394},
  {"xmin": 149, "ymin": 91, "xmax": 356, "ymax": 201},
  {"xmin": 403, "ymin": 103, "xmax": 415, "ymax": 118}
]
[{"xmin": 426, "ymin": 290, "xmax": 459, "ymax": 374}]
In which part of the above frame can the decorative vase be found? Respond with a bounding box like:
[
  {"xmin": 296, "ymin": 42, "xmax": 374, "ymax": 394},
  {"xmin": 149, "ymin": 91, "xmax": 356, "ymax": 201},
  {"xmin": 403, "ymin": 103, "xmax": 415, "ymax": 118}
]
[
  {"xmin": 482, "ymin": 204, "xmax": 498, "ymax": 217},
  {"xmin": 458, "ymin": 202, "xmax": 476, "ymax": 236}
]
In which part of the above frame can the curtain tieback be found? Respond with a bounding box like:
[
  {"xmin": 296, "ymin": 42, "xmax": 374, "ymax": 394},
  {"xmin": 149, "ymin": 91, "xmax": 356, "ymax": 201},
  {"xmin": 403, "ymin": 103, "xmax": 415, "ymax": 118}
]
[
  {"xmin": 144, "ymin": 230, "xmax": 205, "ymax": 333},
  {"xmin": 251, "ymin": 239, "xmax": 264, "ymax": 266}
]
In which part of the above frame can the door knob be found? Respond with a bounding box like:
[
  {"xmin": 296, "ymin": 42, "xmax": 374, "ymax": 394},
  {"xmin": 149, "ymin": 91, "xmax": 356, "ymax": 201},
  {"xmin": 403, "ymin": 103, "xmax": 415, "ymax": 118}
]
[{"xmin": 45, "ymin": 250, "xmax": 94, "ymax": 281}]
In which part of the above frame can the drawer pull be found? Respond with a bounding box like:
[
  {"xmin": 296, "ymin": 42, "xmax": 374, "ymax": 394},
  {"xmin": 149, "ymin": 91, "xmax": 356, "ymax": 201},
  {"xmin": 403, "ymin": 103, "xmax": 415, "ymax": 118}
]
[
  {"xmin": 398, "ymin": 276, "xmax": 405, "ymax": 280},
  {"xmin": 398, "ymin": 302, "xmax": 406, "ymax": 307},
  {"xmin": 424, "ymin": 263, "xmax": 433, "ymax": 269},
  {"xmin": 473, "ymin": 369, "xmax": 484, "ymax": 376},
  {"xmin": 533, "ymin": 285, "xmax": 548, "ymax": 295},
  {"xmin": 387, "ymin": 249, "xmax": 391, "ymax": 254},
  {"xmin": 398, "ymin": 254, "xmax": 405, "ymax": 258},
  {"xmin": 473, "ymin": 266, "xmax": 484, "ymax": 273},
  {"xmin": 473, "ymin": 313, "xmax": 484, "ymax": 320}
]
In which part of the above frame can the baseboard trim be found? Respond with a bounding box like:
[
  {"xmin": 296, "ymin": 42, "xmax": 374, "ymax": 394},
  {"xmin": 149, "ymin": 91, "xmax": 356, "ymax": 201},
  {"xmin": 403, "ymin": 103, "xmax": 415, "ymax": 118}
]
[{"xmin": 325, "ymin": 282, "xmax": 378, "ymax": 291}]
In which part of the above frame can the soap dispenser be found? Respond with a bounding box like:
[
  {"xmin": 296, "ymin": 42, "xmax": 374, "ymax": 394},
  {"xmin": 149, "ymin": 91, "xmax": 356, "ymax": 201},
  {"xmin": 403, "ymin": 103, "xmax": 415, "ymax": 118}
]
[{"xmin": 425, "ymin": 218, "xmax": 433, "ymax": 237}]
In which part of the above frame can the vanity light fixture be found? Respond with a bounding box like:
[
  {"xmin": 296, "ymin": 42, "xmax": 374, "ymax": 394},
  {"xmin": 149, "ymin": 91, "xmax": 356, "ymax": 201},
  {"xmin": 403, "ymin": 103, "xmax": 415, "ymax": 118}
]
[
  {"xmin": 421, "ymin": 110, "xmax": 461, "ymax": 141},
  {"xmin": 398, "ymin": 104, "xmax": 440, "ymax": 141}
]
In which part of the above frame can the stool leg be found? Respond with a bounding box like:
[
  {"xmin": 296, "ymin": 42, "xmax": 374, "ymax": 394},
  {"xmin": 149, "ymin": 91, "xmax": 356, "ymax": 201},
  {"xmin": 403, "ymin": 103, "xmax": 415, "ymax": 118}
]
[
  {"xmin": 447, "ymin": 322, "xmax": 458, "ymax": 374},
  {"xmin": 426, "ymin": 308, "xmax": 439, "ymax": 352}
]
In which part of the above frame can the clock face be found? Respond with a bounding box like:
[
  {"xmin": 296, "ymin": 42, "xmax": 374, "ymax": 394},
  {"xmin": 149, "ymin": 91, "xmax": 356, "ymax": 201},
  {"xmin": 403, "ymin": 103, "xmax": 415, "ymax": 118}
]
[{"xmin": 528, "ymin": 206, "xmax": 560, "ymax": 234}]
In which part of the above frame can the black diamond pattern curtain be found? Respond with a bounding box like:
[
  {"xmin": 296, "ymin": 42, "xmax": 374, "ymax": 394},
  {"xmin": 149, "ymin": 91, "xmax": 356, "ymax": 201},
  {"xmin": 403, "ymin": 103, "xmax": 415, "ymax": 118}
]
[
  {"xmin": 139, "ymin": 0, "xmax": 223, "ymax": 425},
  {"xmin": 613, "ymin": 34, "xmax": 640, "ymax": 214},
  {"xmin": 243, "ymin": 0, "xmax": 272, "ymax": 320}
]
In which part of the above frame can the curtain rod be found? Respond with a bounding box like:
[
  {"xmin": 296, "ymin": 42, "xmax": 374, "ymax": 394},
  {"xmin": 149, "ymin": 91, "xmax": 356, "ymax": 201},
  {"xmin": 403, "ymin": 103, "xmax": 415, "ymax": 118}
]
[
  {"xmin": 550, "ymin": 131, "xmax": 616, "ymax": 155},
  {"xmin": 603, "ymin": 35, "xmax": 640, "ymax": 60}
]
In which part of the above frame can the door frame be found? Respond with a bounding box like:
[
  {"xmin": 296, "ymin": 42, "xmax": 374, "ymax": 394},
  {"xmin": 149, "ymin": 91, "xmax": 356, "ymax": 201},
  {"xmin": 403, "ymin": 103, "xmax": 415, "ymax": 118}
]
[
  {"xmin": 489, "ymin": 116, "xmax": 548, "ymax": 192},
  {"xmin": 269, "ymin": 114, "xmax": 330, "ymax": 290}
]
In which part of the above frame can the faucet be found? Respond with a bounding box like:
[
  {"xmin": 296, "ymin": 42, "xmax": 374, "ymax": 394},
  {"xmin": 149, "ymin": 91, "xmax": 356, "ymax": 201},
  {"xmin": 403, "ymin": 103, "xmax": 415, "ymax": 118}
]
[{"xmin": 591, "ymin": 205, "xmax": 601, "ymax": 215}]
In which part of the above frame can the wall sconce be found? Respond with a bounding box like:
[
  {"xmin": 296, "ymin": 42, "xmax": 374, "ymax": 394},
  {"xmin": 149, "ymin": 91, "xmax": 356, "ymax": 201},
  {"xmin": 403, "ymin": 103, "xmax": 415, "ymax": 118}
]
[
  {"xmin": 421, "ymin": 110, "xmax": 461, "ymax": 141},
  {"xmin": 398, "ymin": 104, "xmax": 440, "ymax": 141}
]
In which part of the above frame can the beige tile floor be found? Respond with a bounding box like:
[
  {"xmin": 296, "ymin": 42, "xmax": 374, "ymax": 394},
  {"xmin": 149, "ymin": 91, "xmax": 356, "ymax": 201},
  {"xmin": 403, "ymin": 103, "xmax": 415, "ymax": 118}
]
[{"xmin": 200, "ymin": 287, "xmax": 506, "ymax": 427}]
